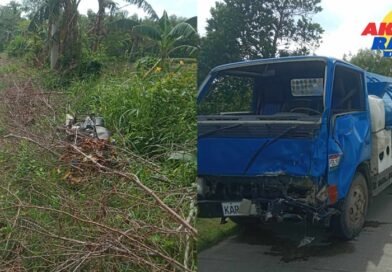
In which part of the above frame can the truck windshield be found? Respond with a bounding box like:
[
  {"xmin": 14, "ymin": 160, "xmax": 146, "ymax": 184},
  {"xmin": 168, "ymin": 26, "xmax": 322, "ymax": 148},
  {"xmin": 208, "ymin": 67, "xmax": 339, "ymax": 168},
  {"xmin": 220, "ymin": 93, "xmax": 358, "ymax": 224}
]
[{"xmin": 198, "ymin": 60, "xmax": 326, "ymax": 120}]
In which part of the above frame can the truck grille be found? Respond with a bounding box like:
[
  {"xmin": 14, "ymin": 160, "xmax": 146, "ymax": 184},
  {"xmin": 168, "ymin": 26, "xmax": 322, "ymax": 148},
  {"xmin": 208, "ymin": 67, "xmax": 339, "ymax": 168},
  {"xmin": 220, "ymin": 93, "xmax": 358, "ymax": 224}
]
[{"xmin": 199, "ymin": 175, "xmax": 317, "ymax": 201}]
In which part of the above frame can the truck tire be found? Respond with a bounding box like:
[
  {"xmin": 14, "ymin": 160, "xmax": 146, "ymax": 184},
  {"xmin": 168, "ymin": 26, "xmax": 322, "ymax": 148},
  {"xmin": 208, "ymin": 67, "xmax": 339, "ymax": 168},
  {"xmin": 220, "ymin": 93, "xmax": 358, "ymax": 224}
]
[
  {"xmin": 230, "ymin": 216, "xmax": 261, "ymax": 227},
  {"xmin": 332, "ymin": 172, "xmax": 368, "ymax": 240}
]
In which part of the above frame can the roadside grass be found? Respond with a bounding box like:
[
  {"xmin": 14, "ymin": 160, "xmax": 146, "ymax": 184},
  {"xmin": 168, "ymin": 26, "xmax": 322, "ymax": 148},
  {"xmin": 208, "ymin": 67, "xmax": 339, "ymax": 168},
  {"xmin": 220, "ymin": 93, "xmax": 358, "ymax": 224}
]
[
  {"xmin": 0, "ymin": 82, "xmax": 5, "ymax": 92},
  {"xmin": 0, "ymin": 55, "xmax": 197, "ymax": 271},
  {"xmin": 197, "ymin": 218, "xmax": 239, "ymax": 252},
  {"xmin": 65, "ymin": 62, "xmax": 196, "ymax": 155}
]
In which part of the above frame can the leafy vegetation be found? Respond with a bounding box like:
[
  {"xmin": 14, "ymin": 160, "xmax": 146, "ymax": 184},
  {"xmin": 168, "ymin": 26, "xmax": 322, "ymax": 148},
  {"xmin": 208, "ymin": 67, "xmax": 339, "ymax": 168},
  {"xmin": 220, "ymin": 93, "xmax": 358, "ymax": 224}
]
[
  {"xmin": 68, "ymin": 61, "xmax": 196, "ymax": 156},
  {"xmin": 0, "ymin": 1, "xmax": 23, "ymax": 52},
  {"xmin": 133, "ymin": 11, "xmax": 198, "ymax": 75},
  {"xmin": 1, "ymin": 0, "xmax": 198, "ymax": 74},
  {"xmin": 198, "ymin": 0, "xmax": 324, "ymax": 83},
  {"xmin": 348, "ymin": 49, "xmax": 392, "ymax": 76}
]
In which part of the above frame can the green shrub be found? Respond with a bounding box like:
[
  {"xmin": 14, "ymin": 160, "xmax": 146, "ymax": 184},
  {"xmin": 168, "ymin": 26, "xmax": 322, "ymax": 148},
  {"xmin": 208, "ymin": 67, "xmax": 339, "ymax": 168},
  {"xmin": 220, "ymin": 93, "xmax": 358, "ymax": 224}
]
[
  {"xmin": 77, "ymin": 59, "xmax": 103, "ymax": 79},
  {"xmin": 6, "ymin": 35, "xmax": 29, "ymax": 57},
  {"xmin": 69, "ymin": 64, "xmax": 196, "ymax": 156},
  {"xmin": 135, "ymin": 56, "xmax": 160, "ymax": 75}
]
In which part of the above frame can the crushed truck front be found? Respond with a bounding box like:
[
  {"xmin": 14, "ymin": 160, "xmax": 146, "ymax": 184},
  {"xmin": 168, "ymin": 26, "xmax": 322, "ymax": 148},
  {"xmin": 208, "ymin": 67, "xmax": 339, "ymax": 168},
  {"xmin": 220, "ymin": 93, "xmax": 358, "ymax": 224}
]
[{"xmin": 197, "ymin": 57, "xmax": 349, "ymax": 224}]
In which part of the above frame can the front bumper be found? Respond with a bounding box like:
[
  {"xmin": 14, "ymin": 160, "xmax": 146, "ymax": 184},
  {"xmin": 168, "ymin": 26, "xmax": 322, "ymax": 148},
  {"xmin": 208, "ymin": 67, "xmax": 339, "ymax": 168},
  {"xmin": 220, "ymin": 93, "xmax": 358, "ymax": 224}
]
[{"xmin": 198, "ymin": 197, "xmax": 335, "ymax": 223}]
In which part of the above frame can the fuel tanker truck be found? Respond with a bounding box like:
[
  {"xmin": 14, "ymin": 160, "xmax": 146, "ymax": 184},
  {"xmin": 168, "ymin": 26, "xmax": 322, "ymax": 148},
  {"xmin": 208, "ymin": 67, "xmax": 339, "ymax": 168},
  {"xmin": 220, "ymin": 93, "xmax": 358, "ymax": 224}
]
[{"xmin": 196, "ymin": 56, "xmax": 392, "ymax": 239}]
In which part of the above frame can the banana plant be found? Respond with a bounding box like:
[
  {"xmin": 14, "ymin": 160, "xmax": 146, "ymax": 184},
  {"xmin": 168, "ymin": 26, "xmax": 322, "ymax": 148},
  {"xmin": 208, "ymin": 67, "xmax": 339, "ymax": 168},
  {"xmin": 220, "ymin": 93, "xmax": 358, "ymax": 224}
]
[
  {"xmin": 28, "ymin": 0, "xmax": 81, "ymax": 69},
  {"xmin": 132, "ymin": 11, "xmax": 198, "ymax": 76},
  {"xmin": 92, "ymin": 0, "xmax": 158, "ymax": 52}
]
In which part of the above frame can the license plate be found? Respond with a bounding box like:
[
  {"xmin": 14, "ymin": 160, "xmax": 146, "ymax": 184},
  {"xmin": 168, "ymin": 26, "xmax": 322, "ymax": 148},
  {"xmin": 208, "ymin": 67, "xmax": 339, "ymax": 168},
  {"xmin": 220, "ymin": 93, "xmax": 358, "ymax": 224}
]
[{"xmin": 222, "ymin": 202, "xmax": 242, "ymax": 216}]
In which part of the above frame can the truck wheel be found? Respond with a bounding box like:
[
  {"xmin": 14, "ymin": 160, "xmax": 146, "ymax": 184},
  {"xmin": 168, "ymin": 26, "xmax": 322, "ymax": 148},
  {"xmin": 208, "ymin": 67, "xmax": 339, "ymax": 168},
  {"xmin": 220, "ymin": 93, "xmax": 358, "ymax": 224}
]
[
  {"xmin": 332, "ymin": 172, "xmax": 368, "ymax": 240},
  {"xmin": 230, "ymin": 216, "xmax": 261, "ymax": 227}
]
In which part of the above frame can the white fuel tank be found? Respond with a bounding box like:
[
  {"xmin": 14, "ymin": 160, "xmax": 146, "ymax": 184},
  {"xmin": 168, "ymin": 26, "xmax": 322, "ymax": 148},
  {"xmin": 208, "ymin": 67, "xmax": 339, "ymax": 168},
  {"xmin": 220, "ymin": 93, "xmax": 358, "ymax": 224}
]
[{"xmin": 369, "ymin": 95, "xmax": 386, "ymax": 133}]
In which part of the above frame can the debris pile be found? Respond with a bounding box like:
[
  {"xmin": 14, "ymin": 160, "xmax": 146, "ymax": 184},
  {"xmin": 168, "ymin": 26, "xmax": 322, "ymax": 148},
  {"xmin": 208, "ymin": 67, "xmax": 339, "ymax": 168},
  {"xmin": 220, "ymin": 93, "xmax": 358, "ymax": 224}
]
[
  {"xmin": 65, "ymin": 114, "xmax": 111, "ymax": 141},
  {"xmin": 60, "ymin": 115, "xmax": 115, "ymax": 184}
]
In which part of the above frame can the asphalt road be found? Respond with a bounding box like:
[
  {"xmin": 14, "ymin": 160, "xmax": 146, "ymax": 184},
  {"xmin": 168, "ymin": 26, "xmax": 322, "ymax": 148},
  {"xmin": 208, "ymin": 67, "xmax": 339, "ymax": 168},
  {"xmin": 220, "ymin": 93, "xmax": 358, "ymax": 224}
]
[{"xmin": 198, "ymin": 185, "xmax": 392, "ymax": 272}]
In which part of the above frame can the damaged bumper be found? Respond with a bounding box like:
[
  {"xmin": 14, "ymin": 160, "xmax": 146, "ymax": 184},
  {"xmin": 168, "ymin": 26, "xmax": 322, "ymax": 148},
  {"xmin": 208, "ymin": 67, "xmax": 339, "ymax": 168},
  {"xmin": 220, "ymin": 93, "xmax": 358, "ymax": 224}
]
[
  {"xmin": 197, "ymin": 175, "xmax": 337, "ymax": 223},
  {"xmin": 198, "ymin": 197, "xmax": 335, "ymax": 223}
]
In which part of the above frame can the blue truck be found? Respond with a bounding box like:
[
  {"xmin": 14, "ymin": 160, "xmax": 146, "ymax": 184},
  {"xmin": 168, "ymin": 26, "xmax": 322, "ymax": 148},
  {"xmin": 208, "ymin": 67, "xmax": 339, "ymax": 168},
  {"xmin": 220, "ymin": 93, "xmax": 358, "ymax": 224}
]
[{"xmin": 196, "ymin": 56, "xmax": 392, "ymax": 239}]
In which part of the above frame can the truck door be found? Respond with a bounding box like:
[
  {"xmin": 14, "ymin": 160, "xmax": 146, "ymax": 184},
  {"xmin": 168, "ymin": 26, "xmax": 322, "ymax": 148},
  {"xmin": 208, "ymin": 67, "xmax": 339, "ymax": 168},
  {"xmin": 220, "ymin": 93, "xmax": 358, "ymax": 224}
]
[{"xmin": 328, "ymin": 64, "xmax": 371, "ymax": 200}]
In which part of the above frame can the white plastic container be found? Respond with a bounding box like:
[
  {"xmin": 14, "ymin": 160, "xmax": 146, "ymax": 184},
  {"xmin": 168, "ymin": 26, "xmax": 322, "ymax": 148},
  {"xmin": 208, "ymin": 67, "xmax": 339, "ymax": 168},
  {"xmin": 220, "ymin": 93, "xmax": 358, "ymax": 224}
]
[{"xmin": 368, "ymin": 95, "xmax": 385, "ymax": 132}]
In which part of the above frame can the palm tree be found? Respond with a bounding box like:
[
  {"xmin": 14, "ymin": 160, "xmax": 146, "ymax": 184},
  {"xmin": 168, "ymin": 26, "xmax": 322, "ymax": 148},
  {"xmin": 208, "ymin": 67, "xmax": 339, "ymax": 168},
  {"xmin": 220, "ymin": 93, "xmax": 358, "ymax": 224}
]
[
  {"xmin": 91, "ymin": 0, "xmax": 158, "ymax": 52},
  {"xmin": 123, "ymin": 0, "xmax": 158, "ymax": 20},
  {"xmin": 132, "ymin": 11, "xmax": 197, "ymax": 76},
  {"xmin": 0, "ymin": 1, "xmax": 23, "ymax": 51},
  {"xmin": 27, "ymin": 0, "xmax": 159, "ymax": 68},
  {"xmin": 92, "ymin": 0, "xmax": 117, "ymax": 52},
  {"xmin": 29, "ymin": 0, "xmax": 81, "ymax": 69}
]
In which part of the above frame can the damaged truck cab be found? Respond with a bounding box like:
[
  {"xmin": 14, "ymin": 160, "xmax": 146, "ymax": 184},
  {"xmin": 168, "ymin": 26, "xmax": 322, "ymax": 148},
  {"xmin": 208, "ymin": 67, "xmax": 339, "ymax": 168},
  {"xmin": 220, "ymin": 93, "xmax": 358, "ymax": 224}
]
[{"xmin": 197, "ymin": 56, "xmax": 392, "ymax": 239}]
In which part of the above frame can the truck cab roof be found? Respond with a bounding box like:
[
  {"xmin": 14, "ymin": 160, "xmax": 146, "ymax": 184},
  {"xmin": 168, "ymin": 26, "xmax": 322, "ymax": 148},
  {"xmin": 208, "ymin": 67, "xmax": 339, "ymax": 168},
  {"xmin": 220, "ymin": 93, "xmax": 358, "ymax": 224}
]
[{"xmin": 208, "ymin": 56, "xmax": 360, "ymax": 74}]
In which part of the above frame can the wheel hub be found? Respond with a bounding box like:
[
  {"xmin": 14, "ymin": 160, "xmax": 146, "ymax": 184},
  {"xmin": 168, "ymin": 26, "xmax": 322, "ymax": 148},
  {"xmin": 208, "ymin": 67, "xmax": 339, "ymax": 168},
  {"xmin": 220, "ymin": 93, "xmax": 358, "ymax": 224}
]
[{"xmin": 348, "ymin": 187, "xmax": 365, "ymax": 225}]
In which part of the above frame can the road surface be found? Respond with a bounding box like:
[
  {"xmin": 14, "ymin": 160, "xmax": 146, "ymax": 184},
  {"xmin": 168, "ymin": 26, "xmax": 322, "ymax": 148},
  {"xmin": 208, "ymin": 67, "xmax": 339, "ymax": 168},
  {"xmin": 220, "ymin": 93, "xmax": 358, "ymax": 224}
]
[{"xmin": 198, "ymin": 185, "xmax": 392, "ymax": 272}]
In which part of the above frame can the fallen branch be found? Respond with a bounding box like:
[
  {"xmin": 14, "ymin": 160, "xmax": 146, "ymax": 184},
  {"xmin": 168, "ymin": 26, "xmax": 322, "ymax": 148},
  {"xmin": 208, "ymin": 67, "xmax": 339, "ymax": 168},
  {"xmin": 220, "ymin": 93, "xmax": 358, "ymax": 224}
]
[
  {"xmin": 183, "ymin": 198, "xmax": 197, "ymax": 270},
  {"xmin": 1, "ymin": 133, "xmax": 197, "ymax": 236},
  {"xmin": 3, "ymin": 133, "xmax": 60, "ymax": 157},
  {"xmin": 70, "ymin": 144, "xmax": 198, "ymax": 236},
  {"xmin": 14, "ymin": 204, "xmax": 191, "ymax": 272},
  {"xmin": 1, "ymin": 185, "xmax": 21, "ymax": 260}
]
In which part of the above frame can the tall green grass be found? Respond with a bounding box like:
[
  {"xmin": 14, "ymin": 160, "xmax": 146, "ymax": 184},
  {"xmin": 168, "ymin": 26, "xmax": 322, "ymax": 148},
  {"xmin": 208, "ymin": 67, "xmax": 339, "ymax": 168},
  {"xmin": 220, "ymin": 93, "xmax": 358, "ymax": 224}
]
[
  {"xmin": 68, "ymin": 64, "xmax": 196, "ymax": 156},
  {"xmin": 0, "ymin": 57, "xmax": 198, "ymax": 270}
]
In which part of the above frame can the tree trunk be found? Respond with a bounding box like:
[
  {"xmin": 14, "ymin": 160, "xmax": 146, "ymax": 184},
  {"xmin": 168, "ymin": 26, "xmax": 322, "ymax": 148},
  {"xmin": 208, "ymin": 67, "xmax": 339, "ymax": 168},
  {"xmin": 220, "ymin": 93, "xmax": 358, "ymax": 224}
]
[
  {"xmin": 92, "ymin": 0, "xmax": 105, "ymax": 52},
  {"xmin": 271, "ymin": 0, "xmax": 288, "ymax": 58},
  {"xmin": 60, "ymin": 0, "xmax": 81, "ymax": 70},
  {"xmin": 129, "ymin": 36, "xmax": 139, "ymax": 62},
  {"xmin": 50, "ymin": 21, "xmax": 60, "ymax": 69}
]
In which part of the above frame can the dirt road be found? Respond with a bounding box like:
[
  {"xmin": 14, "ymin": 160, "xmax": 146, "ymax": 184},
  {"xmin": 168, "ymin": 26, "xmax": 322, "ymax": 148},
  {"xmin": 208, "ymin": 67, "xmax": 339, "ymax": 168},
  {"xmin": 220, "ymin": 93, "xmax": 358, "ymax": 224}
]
[{"xmin": 199, "ymin": 185, "xmax": 392, "ymax": 272}]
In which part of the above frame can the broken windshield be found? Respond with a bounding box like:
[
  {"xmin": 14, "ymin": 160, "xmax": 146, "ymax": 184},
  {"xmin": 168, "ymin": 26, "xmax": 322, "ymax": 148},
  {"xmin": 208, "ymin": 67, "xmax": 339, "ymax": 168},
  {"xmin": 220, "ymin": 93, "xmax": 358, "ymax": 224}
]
[{"xmin": 198, "ymin": 60, "xmax": 326, "ymax": 120}]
